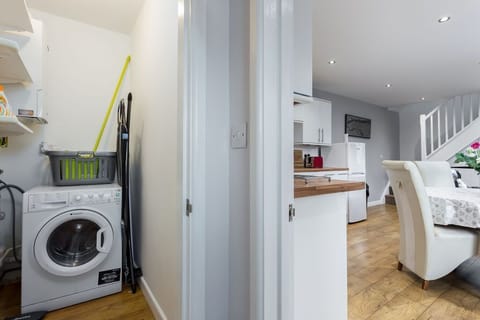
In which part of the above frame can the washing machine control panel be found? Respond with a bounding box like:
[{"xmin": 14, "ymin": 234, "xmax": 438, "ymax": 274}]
[
  {"xmin": 27, "ymin": 189, "xmax": 121, "ymax": 212},
  {"xmin": 70, "ymin": 190, "xmax": 121, "ymax": 205},
  {"xmin": 28, "ymin": 192, "xmax": 69, "ymax": 212}
]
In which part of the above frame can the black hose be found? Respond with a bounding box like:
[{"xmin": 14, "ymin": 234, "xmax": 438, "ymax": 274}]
[
  {"xmin": 0, "ymin": 266, "xmax": 21, "ymax": 282},
  {"xmin": 0, "ymin": 181, "xmax": 25, "ymax": 263}
]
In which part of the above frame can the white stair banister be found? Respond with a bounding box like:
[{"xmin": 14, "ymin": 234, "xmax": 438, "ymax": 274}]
[{"xmin": 420, "ymin": 93, "xmax": 480, "ymax": 161}]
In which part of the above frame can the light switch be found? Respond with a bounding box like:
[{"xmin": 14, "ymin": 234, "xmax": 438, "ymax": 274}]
[{"xmin": 231, "ymin": 122, "xmax": 247, "ymax": 149}]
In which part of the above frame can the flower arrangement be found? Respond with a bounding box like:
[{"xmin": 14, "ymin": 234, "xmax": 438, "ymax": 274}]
[{"xmin": 455, "ymin": 142, "xmax": 480, "ymax": 174}]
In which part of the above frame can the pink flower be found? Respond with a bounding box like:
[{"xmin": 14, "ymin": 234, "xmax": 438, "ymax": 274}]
[{"xmin": 472, "ymin": 142, "xmax": 480, "ymax": 150}]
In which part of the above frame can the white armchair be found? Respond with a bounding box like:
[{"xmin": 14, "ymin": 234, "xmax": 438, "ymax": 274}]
[
  {"xmin": 414, "ymin": 161, "xmax": 455, "ymax": 188},
  {"xmin": 383, "ymin": 160, "xmax": 478, "ymax": 290}
]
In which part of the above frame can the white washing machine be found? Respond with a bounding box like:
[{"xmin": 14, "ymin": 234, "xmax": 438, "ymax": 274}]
[{"xmin": 21, "ymin": 184, "xmax": 122, "ymax": 313}]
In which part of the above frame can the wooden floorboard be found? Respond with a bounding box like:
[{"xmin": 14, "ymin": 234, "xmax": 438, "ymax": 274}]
[
  {"xmin": 2, "ymin": 204, "xmax": 480, "ymax": 319},
  {"xmin": 0, "ymin": 283, "xmax": 154, "ymax": 319},
  {"xmin": 349, "ymin": 204, "xmax": 480, "ymax": 320}
]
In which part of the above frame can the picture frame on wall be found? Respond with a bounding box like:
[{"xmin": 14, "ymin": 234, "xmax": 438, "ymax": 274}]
[{"xmin": 345, "ymin": 114, "xmax": 371, "ymax": 139}]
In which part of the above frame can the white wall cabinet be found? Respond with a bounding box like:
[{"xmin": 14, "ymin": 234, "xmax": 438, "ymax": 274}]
[
  {"xmin": 293, "ymin": 0, "xmax": 312, "ymax": 97},
  {"xmin": 294, "ymin": 99, "xmax": 332, "ymax": 146}
]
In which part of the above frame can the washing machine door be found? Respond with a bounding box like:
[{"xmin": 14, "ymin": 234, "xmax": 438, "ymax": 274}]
[{"xmin": 34, "ymin": 209, "xmax": 114, "ymax": 277}]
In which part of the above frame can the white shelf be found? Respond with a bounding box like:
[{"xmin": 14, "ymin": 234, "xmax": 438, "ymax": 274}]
[
  {"xmin": 0, "ymin": 0, "xmax": 33, "ymax": 33},
  {"xmin": 0, "ymin": 115, "xmax": 33, "ymax": 136},
  {"xmin": 0, "ymin": 37, "xmax": 32, "ymax": 84},
  {"xmin": 17, "ymin": 115, "xmax": 48, "ymax": 125}
]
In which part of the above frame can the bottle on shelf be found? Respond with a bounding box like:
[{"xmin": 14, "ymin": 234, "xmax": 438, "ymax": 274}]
[{"xmin": 0, "ymin": 85, "xmax": 12, "ymax": 117}]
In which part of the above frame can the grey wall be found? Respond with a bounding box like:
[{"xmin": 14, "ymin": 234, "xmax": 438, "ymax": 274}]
[
  {"xmin": 395, "ymin": 100, "xmax": 442, "ymax": 160},
  {"xmin": 313, "ymin": 89, "xmax": 400, "ymax": 202}
]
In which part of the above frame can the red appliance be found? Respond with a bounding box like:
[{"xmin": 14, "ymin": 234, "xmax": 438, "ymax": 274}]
[{"xmin": 313, "ymin": 156, "xmax": 323, "ymax": 168}]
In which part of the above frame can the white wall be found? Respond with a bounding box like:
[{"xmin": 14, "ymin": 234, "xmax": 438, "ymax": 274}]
[
  {"xmin": 130, "ymin": 0, "xmax": 182, "ymax": 319},
  {"xmin": 0, "ymin": 10, "xmax": 130, "ymax": 251}
]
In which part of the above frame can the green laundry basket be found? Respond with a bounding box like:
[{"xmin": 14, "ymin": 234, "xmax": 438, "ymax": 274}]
[{"xmin": 46, "ymin": 151, "xmax": 116, "ymax": 186}]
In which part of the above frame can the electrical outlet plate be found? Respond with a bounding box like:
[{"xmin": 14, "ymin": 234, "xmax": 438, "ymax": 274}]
[{"xmin": 231, "ymin": 122, "xmax": 247, "ymax": 149}]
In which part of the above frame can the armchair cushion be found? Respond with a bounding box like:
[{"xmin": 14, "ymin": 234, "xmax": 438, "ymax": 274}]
[{"xmin": 414, "ymin": 161, "xmax": 455, "ymax": 188}]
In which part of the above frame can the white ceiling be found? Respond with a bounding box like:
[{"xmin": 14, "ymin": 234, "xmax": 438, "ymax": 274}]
[
  {"xmin": 312, "ymin": 0, "xmax": 480, "ymax": 107},
  {"xmin": 26, "ymin": 0, "xmax": 145, "ymax": 34}
]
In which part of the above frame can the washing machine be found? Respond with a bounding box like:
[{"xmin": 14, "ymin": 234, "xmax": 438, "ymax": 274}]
[{"xmin": 21, "ymin": 184, "xmax": 123, "ymax": 313}]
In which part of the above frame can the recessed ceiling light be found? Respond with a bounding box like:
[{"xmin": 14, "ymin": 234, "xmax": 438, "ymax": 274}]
[
  {"xmin": 438, "ymin": 16, "xmax": 451, "ymax": 23},
  {"xmin": 328, "ymin": 60, "xmax": 336, "ymax": 65},
  {"xmin": 420, "ymin": 97, "xmax": 426, "ymax": 101},
  {"xmin": 385, "ymin": 84, "xmax": 392, "ymax": 88}
]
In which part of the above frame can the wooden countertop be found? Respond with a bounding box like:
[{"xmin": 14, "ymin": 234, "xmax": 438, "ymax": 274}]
[
  {"xmin": 294, "ymin": 177, "xmax": 365, "ymax": 198},
  {"xmin": 294, "ymin": 167, "xmax": 349, "ymax": 173}
]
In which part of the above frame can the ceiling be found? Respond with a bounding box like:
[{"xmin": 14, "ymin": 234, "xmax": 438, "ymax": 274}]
[
  {"xmin": 312, "ymin": 0, "xmax": 480, "ymax": 107},
  {"xmin": 26, "ymin": 0, "xmax": 145, "ymax": 34}
]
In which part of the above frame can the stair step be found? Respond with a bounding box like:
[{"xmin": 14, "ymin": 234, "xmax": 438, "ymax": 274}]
[{"xmin": 385, "ymin": 194, "xmax": 396, "ymax": 205}]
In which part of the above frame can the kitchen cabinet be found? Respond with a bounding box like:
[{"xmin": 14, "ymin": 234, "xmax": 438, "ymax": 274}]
[
  {"xmin": 293, "ymin": 0, "xmax": 312, "ymax": 97},
  {"xmin": 294, "ymin": 98, "xmax": 332, "ymax": 146},
  {"xmin": 294, "ymin": 191, "xmax": 347, "ymax": 320}
]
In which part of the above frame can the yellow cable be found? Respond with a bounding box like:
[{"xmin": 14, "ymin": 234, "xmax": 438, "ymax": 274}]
[{"xmin": 93, "ymin": 55, "xmax": 131, "ymax": 152}]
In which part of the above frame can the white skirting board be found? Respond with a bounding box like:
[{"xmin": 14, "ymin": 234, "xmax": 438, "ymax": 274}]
[
  {"xmin": 139, "ymin": 277, "xmax": 168, "ymax": 320},
  {"xmin": 368, "ymin": 199, "xmax": 385, "ymax": 207}
]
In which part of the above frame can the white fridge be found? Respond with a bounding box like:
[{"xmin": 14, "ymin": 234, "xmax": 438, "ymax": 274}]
[{"xmin": 323, "ymin": 142, "xmax": 367, "ymax": 223}]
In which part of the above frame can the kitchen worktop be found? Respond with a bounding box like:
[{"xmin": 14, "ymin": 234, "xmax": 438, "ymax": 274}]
[
  {"xmin": 294, "ymin": 167, "xmax": 349, "ymax": 173},
  {"xmin": 294, "ymin": 177, "xmax": 365, "ymax": 198}
]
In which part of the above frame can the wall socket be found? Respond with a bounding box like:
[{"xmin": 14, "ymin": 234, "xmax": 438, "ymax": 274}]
[
  {"xmin": 231, "ymin": 123, "xmax": 248, "ymax": 149},
  {"xmin": 0, "ymin": 211, "xmax": 5, "ymax": 220}
]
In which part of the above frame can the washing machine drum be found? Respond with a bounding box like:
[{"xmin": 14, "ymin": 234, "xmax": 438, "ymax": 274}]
[{"xmin": 34, "ymin": 209, "xmax": 114, "ymax": 277}]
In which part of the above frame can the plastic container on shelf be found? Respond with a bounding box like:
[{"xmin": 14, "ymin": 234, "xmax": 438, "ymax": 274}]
[{"xmin": 0, "ymin": 85, "xmax": 12, "ymax": 117}]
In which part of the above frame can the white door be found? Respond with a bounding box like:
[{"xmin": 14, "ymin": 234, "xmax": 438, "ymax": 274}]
[{"xmin": 34, "ymin": 209, "xmax": 114, "ymax": 277}]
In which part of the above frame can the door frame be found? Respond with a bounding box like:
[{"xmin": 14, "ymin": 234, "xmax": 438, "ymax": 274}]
[
  {"xmin": 181, "ymin": 0, "xmax": 294, "ymax": 318},
  {"xmin": 181, "ymin": 0, "xmax": 207, "ymax": 319},
  {"xmin": 249, "ymin": 0, "xmax": 294, "ymax": 319}
]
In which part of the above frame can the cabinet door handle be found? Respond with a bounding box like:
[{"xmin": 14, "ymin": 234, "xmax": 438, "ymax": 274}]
[
  {"xmin": 318, "ymin": 128, "xmax": 321, "ymax": 142},
  {"xmin": 322, "ymin": 128, "xmax": 324, "ymax": 142}
]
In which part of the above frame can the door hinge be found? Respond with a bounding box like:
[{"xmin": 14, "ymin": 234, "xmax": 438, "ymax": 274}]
[
  {"xmin": 289, "ymin": 204, "xmax": 295, "ymax": 222},
  {"xmin": 186, "ymin": 198, "xmax": 193, "ymax": 217}
]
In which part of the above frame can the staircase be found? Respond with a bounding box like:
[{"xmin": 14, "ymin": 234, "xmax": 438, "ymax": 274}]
[
  {"xmin": 420, "ymin": 93, "xmax": 480, "ymax": 161},
  {"xmin": 385, "ymin": 186, "xmax": 395, "ymax": 205}
]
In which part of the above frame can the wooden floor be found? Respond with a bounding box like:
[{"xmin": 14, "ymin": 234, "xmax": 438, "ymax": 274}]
[
  {"xmin": 3, "ymin": 204, "xmax": 480, "ymax": 319},
  {"xmin": 348, "ymin": 204, "xmax": 480, "ymax": 320},
  {"xmin": 0, "ymin": 283, "xmax": 154, "ymax": 319}
]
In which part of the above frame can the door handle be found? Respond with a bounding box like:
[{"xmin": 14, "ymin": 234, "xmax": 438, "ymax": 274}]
[{"xmin": 96, "ymin": 228, "xmax": 109, "ymax": 253}]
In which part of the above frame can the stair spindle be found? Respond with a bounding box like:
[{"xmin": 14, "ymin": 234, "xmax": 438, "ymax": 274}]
[{"xmin": 430, "ymin": 116, "xmax": 434, "ymax": 155}]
